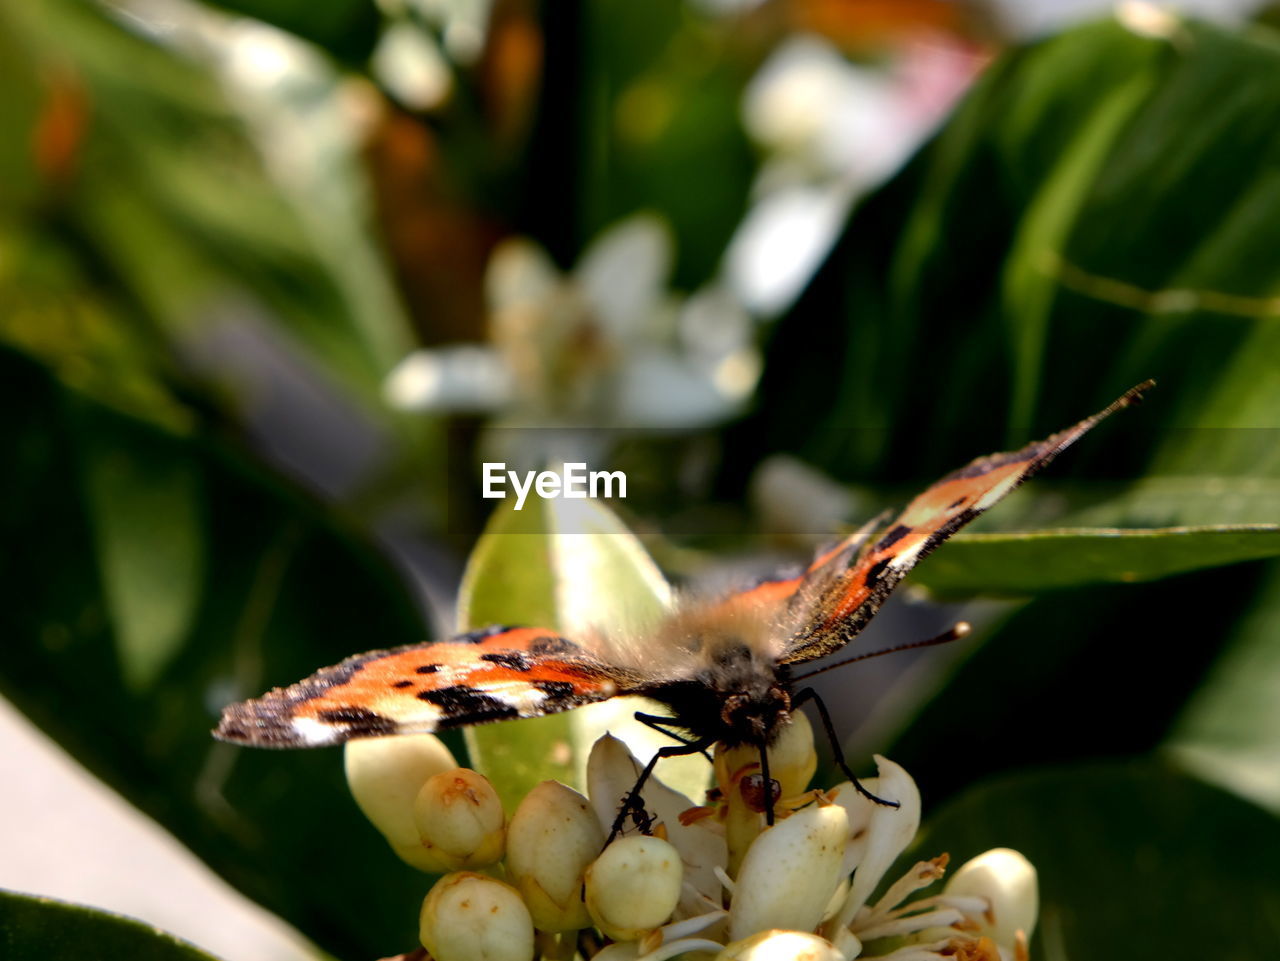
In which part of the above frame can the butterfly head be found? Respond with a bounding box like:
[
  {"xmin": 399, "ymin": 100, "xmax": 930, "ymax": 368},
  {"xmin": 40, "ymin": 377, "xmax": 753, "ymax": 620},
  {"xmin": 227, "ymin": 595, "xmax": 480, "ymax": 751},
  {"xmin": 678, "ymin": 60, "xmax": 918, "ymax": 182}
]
[
  {"xmin": 718, "ymin": 684, "xmax": 792, "ymax": 746},
  {"xmin": 640, "ymin": 634, "xmax": 794, "ymax": 748}
]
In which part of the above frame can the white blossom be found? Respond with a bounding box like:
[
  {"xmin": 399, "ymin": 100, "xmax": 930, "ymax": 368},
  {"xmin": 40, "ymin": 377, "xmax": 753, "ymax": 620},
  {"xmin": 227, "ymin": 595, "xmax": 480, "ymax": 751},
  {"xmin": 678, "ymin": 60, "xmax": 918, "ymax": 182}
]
[{"xmin": 384, "ymin": 215, "xmax": 760, "ymax": 466}]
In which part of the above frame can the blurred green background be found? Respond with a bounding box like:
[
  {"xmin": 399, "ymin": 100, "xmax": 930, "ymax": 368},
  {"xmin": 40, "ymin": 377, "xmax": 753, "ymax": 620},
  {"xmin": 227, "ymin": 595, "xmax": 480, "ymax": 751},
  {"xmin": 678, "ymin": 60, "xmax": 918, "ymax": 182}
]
[{"xmin": 2, "ymin": 0, "xmax": 1279, "ymax": 958}]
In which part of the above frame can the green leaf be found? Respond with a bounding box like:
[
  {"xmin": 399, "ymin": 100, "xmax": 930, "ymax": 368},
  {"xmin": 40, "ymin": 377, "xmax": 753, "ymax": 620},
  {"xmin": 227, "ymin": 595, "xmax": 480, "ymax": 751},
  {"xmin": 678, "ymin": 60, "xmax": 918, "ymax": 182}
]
[
  {"xmin": 998, "ymin": 47, "xmax": 1160, "ymax": 439},
  {"xmin": 958, "ymin": 474, "xmax": 1280, "ymax": 531},
  {"xmin": 456, "ymin": 495, "xmax": 712, "ymax": 807},
  {"xmin": 911, "ymin": 524, "xmax": 1280, "ymax": 595},
  {"xmin": 0, "ymin": 345, "xmax": 433, "ymax": 960},
  {"xmin": 909, "ymin": 763, "xmax": 1280, "ymax": 959},
  {"xmin": 750, "ymin": 19, "xmax": 1280, "ymax": 491},
  {"xmin": 75, "ymin": 408, "xmax": 205, "ymax": 690},
  {"xmin": 0, "ymin": 889, "xmax": 224, "ymax": 961},
  {"xmin": 0, "ymin": 0, "xmax": 413, "ymax": 416},
  {"xmin": 875, "ymin": 560, "xmax": 1274, "ymax": 810},
  {"xmin": 743, "ymin": 21, "xmax": 1280, "ymax": 814},
  {"xmin": 525, "ymin": 0, "xmax": 755, "ymax": 283},
  {"xmin": 1166, "ymin": 563, "xmax": 1280, "ymax": 815}
]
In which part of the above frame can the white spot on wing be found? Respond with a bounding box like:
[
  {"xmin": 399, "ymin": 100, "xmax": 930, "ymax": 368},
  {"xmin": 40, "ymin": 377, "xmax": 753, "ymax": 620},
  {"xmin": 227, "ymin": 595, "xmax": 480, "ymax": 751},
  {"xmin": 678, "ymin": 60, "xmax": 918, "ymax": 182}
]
[
  {"xmin": 887, "ymin": 539, "xmax": 926, "ymax": 570},
  {"xmin": 478, "ymin": 682, "xmax": 548, "ymax": 715},
  {"xmin": 291, "ymin": 716, "xmax": 342, "ymax": 746}
]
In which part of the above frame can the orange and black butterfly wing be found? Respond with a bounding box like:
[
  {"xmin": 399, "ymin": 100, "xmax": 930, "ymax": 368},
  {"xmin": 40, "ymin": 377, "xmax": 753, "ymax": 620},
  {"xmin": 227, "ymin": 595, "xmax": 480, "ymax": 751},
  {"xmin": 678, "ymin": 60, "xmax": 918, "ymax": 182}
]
[
  {"xmin": 782, "ymin": 381, "xmax": 1154, "ymax": 664},
  {"xmin": 699, "ymin": 514, "xmax": 888, "ymax": 627},
  {"xmin": 214, "ymin": 626, "xmax": 638, "ymax": 748}
]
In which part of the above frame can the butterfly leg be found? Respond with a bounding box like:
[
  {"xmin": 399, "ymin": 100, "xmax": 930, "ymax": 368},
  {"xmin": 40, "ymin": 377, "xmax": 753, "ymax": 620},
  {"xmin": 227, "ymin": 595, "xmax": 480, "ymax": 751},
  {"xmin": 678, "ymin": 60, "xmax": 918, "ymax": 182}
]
[
  {"xmin": 792, "ymin": 687, "xmax": 900, "ymax": 809},
  {"xmin": 757, "ymin": 737, "xmax": 776, "ymax": 826},
  {"xmin": 608, "ymin": 736, "xmax": 718, "ymax": 844},
  {"xmin": 633, "ymin": 712, "xmax": 714, "ymax": 762}
]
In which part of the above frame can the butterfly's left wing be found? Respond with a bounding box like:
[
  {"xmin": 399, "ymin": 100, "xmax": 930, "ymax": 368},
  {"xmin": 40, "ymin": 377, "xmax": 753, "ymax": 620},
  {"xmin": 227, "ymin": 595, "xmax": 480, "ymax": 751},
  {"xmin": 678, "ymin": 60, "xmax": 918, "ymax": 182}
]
[
  {"xmin": 782, "ymin": 381, "xmax": 1154, "ymax": 664},
  {"xmin": 214, "ymin": 626, "xmax": 640, "ymax": 748}
]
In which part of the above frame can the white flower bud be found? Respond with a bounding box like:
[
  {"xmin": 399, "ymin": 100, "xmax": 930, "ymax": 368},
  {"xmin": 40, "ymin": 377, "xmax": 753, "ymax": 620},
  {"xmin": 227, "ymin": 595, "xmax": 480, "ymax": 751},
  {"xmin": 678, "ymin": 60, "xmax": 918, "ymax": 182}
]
[
  {"xmin": 586, "ymin": 735, "xmax": 727, "ymax": 914},
  {"xmin": 728, "ymin": 803, "xmax": 848, "ymax": 942},
  {"xmin": 505, "ymin": 780, "xmax": 605, "ymax": 932},
  {"xmin": 715, "ymin": 930, "xmax": 843, "ymax": 961},
  {"xmin": 945, "ymin": 847, "xmax": 1038, "ymax": 947},
  {"xmin": 584, "ymin": 835, "xmax": 683, "ymax": 941},
  {"xmin": 412, "ymin": 768, "xmax": 506, "ymax": 871},
  {"xmin": 419, "ymin": 872, "xmax": 534, "ymax": 961},
  {"xmin": 343, "ymin": 734, "xmax": 457, "ymax": 869}
]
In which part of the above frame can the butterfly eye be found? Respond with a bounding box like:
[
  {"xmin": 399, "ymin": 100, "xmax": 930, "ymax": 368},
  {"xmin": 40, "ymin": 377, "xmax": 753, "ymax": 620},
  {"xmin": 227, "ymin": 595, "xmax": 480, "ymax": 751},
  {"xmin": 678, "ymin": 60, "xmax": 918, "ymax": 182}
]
[
  {"xmin": 740, "ymin": 772, "xmax": 782, "ymax": 814},
  {"xmin": 720, "ymin": 693, "xmax": 749, "ymax": 728}
]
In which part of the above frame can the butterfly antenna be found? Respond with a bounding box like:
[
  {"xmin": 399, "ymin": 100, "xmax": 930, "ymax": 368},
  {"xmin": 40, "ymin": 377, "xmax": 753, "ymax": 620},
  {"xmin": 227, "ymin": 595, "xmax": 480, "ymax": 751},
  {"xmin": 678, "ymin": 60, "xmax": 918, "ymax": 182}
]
[{"xmin": 789, "ymin": 622, "xmax": 971, "ymax": 683}]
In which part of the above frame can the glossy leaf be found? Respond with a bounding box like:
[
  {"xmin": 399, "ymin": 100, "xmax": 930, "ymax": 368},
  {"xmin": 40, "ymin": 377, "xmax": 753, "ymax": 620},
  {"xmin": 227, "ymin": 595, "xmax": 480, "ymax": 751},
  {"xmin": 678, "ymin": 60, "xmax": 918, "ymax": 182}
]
[
  {"xmin": 957, "ymin": 474, "xmax": 1280, "ymax": 531},
  {"xmin": 743, "ymin": 18, "xmax": 1280, "ymax": 824},
  {"xmin": 456, "ymin": 497, "xmax": 578, "ymax": 805},
  {"xmin": 0, "ymin": 346, "xmax": 433, "ymax": 960},
  {"xmin": 910, "ymin": 763, "xmax": 1280, "ymax": 959},
  {"xmin": 876, "ymin": 560, "xmax": 1273, "ymax": 809},
  {"xmin": 525, "ymin": 0, "xmax": 756, "ymax": 283},
  {"xmin": 457, "ymin": 495, "xmax": 713, "ymax": 807},
  {"xmin": 912, "ymin": 525, "xmax": 1280, "ymax": 596},
  {"xmin": 0, "ymin": 889, "xmax": 223, "ymax": 961},
  {"xmin": 1166, "ymin": 563, "xmax": 1280, "ymax": 815},
  {"xmin": 749, "ymin": 19, "xmax": 1280, "ymax": 494},
  {"xmin": 0, "ymin": 0, "xmax": 412, "ymax": 414},
  {"xmin": 77, "ymin": 417, "xmax": 205, "ymax": 691}
]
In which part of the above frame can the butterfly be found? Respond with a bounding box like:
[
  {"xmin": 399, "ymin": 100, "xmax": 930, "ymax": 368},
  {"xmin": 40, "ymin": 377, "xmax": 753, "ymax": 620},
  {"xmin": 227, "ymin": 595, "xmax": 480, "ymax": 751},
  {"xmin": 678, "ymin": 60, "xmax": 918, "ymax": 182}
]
[{"xmin": 215, "ymin": 382, "xmax": 1152, "ymax": 821}]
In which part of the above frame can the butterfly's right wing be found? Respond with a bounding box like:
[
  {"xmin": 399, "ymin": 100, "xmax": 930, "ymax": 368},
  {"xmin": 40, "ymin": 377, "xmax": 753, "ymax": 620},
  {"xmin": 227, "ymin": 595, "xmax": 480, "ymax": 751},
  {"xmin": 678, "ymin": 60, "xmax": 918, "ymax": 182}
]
[
  {"xmin": 696, "ymin": 515, "xmax": 886, "ymax": 629},
  {"xmin": 214, "ymin": 625, "xmax": 642, "ymax": 748}
]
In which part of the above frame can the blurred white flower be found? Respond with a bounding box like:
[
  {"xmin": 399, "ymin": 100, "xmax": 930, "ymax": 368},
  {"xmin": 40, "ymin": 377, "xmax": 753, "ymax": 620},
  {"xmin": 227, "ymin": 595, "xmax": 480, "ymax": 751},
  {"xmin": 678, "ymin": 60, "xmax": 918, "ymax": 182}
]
[
  {"xmin": 990, "ymin": 0, "xmax": 1265, "ymax": 40},
  {"xmin": 372, "ymin": 20, "xmax": 453, "ymax": 110},
  {"xmin": 385, "ymin": 214, "xmax": 760, "ymax": 463},
  {"xmin": 730, "ymin": 33, "xmax": 983, "ymax": 316},
  {"xmin": 750, "ymin": 454, "xmax": 861, "ymax": 541},
  {"xmin": 392, "ymin": 0, "xmax": 493, "ymax": 64},
  {"xmin": 372, "ymin": 0, "xmax": 494, "ymax": 94}
]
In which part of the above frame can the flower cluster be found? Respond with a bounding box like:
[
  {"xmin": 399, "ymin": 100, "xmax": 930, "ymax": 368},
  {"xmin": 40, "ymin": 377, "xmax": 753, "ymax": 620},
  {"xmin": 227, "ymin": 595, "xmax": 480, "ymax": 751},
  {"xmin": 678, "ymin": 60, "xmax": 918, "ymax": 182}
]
[{"xmin": 345, "ymin": 714, "xmax": 1036, "ymax": 961}]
